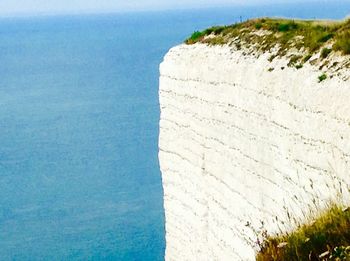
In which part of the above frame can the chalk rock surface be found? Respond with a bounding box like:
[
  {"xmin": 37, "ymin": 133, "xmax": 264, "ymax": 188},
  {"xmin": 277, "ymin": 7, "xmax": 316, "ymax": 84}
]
[{"xmin": 159, "ymin": 43, "xmax": 350, "ymax": 261}]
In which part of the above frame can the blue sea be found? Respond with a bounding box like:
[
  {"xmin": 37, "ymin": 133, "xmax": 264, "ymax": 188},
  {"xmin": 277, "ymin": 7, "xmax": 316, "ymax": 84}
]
[{"xmin": 0, "ymin": 2, "xmax": 349, "ymax": 260}]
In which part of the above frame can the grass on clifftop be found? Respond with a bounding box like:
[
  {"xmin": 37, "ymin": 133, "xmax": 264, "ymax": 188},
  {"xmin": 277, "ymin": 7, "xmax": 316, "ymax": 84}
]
[
  {"xmin": 256, "ymin": 205, "xmax": 350, "ymax": 261},
  {"xmin": 185, "ymin": 18, "xmax": 350, "ymax": 57}
]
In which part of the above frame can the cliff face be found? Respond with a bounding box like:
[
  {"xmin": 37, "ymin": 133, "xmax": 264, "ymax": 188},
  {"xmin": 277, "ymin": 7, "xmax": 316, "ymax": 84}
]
[{"xmin": 158, "ymin": 43, "xmax": 350, "ymax": 261}]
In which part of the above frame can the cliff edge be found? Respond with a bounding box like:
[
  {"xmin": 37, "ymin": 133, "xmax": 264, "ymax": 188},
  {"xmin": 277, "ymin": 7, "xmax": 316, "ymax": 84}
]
[{"xmin": 159, "ymin": 18, "xmax": 350, "ymax": 261}]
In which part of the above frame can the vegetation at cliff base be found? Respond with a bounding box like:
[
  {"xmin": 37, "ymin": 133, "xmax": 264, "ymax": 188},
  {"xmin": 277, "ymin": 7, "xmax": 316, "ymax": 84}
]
[
  {"xmin": 185, "ymin": 18, "xmax": 350, "ymax": 57},
  {"xmin": 256, "ymin": 205, "xmax": 350, "ymax": 261}
]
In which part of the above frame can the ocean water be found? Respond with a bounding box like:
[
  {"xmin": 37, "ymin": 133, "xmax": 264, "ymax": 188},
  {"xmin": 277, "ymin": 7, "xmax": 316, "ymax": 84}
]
[{"xmin": 0, "ymin": 3, "xmax": 349, "ymax": 261}]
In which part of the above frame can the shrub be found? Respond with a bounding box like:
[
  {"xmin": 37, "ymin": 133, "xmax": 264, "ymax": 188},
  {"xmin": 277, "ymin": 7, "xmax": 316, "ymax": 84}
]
[
  {"xmin": 205, "ymin": 26, "xmax": 225, "ymax": 35},
  {"xmin": 255, "ymin": 23, "xmax": 263, "ymax": 30},
  {"xmin": 213, "ymin": 27, "xmax": 225, "ymax": 35},
  {"xmin": 277, "ymin": 21, "xmax": 298, "ymax": 32},
  {"xmin": 318, "ymin": 33, "xmax": 334, "ymax": 43},
  {"xmin": 318, "ymin": 73, "xmax": 327, "ymax": 82},
  {"xmin": 295, "ymin": 64, "xmax": 303, "ymax": 69},
  {"xmin": 190, "ymin": 31, "xmax": 204, "ymax": 42},
  {"xmin": 277, "ymin": 23, "xmax": 290, "ymax": 32},
  {"xmin": 321, "ymin": 48, "xmax": 332, "ymax": 59},
  {"xmin": 186, "ymin": 31, "xmax": 205, "ymax": 44}
]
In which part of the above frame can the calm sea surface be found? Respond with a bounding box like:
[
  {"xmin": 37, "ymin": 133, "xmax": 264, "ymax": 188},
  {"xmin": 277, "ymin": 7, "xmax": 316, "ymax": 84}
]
[{"xmin": 0, "ymin": 3, "xmax": 349, "ymax": 261}]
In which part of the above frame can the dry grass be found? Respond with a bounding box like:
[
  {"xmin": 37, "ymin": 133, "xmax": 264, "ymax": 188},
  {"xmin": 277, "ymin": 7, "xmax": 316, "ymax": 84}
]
[
  {"xmin": 256, "ymin": 205, "xmax": 350, "ymax": 261},
  {"xmin": 185, "ymin": 18, "xmax": 350, "ymax": 57}
]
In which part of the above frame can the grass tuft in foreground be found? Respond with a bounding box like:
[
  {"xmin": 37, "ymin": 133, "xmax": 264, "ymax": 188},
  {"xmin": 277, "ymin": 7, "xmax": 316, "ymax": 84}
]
[{"xmin": 256, "ymin": 205, "xmax": 350, "ymax": 261}]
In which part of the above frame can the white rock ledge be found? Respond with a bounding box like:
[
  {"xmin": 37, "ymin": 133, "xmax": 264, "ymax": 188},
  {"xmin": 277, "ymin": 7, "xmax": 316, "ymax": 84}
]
[{"xmin": 158, "ymin": 43, "xmax": 350, "ymax": 261}]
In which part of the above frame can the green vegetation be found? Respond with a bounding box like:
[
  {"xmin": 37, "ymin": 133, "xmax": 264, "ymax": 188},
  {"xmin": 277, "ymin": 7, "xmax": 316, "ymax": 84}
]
[
  {"xmin": 288, "ymin": 55, "xmax": 303, "ymax": 67},
  {"xmin": 187, "ymin": 31, "xmax": 206, "ymax": 44},
  {"xmin": 333, "ymin": 31, "xmax": 350, "ymax": 55},
  {"xmin": 255, "ymin": 23, "xmax": 263, "ymax": 30},
  {"xmin": 256, "ymin": 205, "xmax": 350, "ymax": 261},
  {"xmin": 185, "ymin": 18, "xmax": 350, "ymax": 57},
  {"xmin": 302, "ymin": 54, "xmax": 312, "ymax": 63},
  {"xmin": 318, "ymin": 73, "xmax": 327, "ymax": 82},
  {"xmin": 321, "ymin": 48, "xmax": 332, "ymax": 59},
  {"xmin": 295, "ymin": 64, "xmax": 303, "ymax": 70}
]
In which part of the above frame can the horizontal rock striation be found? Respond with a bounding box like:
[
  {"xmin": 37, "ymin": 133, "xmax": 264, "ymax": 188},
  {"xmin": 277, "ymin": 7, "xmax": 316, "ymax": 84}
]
[{"xmin": 158, "ymin": 43, "xmax": 350, "ymax": 261}]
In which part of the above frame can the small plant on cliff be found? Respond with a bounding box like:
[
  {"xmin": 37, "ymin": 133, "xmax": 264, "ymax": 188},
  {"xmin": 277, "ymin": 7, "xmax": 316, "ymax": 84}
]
[
  {"xmin": 256, "ymin": 205, "xmax": 350, "ymax": 261},
  {"xmin": 321, "ymin": 48, "xmax": 332, "ymax": 59},
  {"xmin": 277, "ymin": 21, "xmax": 298, "ymax": 32},
  {"xmin": 318, "ymin": 73, "xmax": 327, "ymax": 82},
  {"xmin": 295, "ymin": 64, "xmax": 303, "ymax": 70},
  {"xmin": 186, "ymin": 31, "xmax": 205, "ymax": 44},
  {"xmin": 255, "ymin": 23, "xmax": 263, "ymax": 29},
  {"xmin": 303, "ymin": 54, "xmax": 313, "ymax": 63},
  {"xmin": 287, "ymin": 55, "xmax": 302, "ymax": 67}
]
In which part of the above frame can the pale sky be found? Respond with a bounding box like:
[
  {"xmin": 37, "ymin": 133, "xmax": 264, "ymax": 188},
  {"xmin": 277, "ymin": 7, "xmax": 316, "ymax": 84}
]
[{"xmin": 0, "ymin": 0, "xmax": 315, "ymax": 16}]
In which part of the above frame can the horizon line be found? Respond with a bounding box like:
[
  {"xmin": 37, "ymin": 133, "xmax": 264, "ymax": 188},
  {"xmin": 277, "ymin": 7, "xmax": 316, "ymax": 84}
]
[{"xmin": 0, "ymin": 0, "xmax": 337, "ymax": 19}]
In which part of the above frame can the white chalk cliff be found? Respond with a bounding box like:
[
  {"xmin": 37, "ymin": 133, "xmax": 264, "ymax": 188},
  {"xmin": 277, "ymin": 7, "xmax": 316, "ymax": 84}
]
[{"xmin": 158, "ymin": 43, "xmax": 350, "ymax": 260}]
